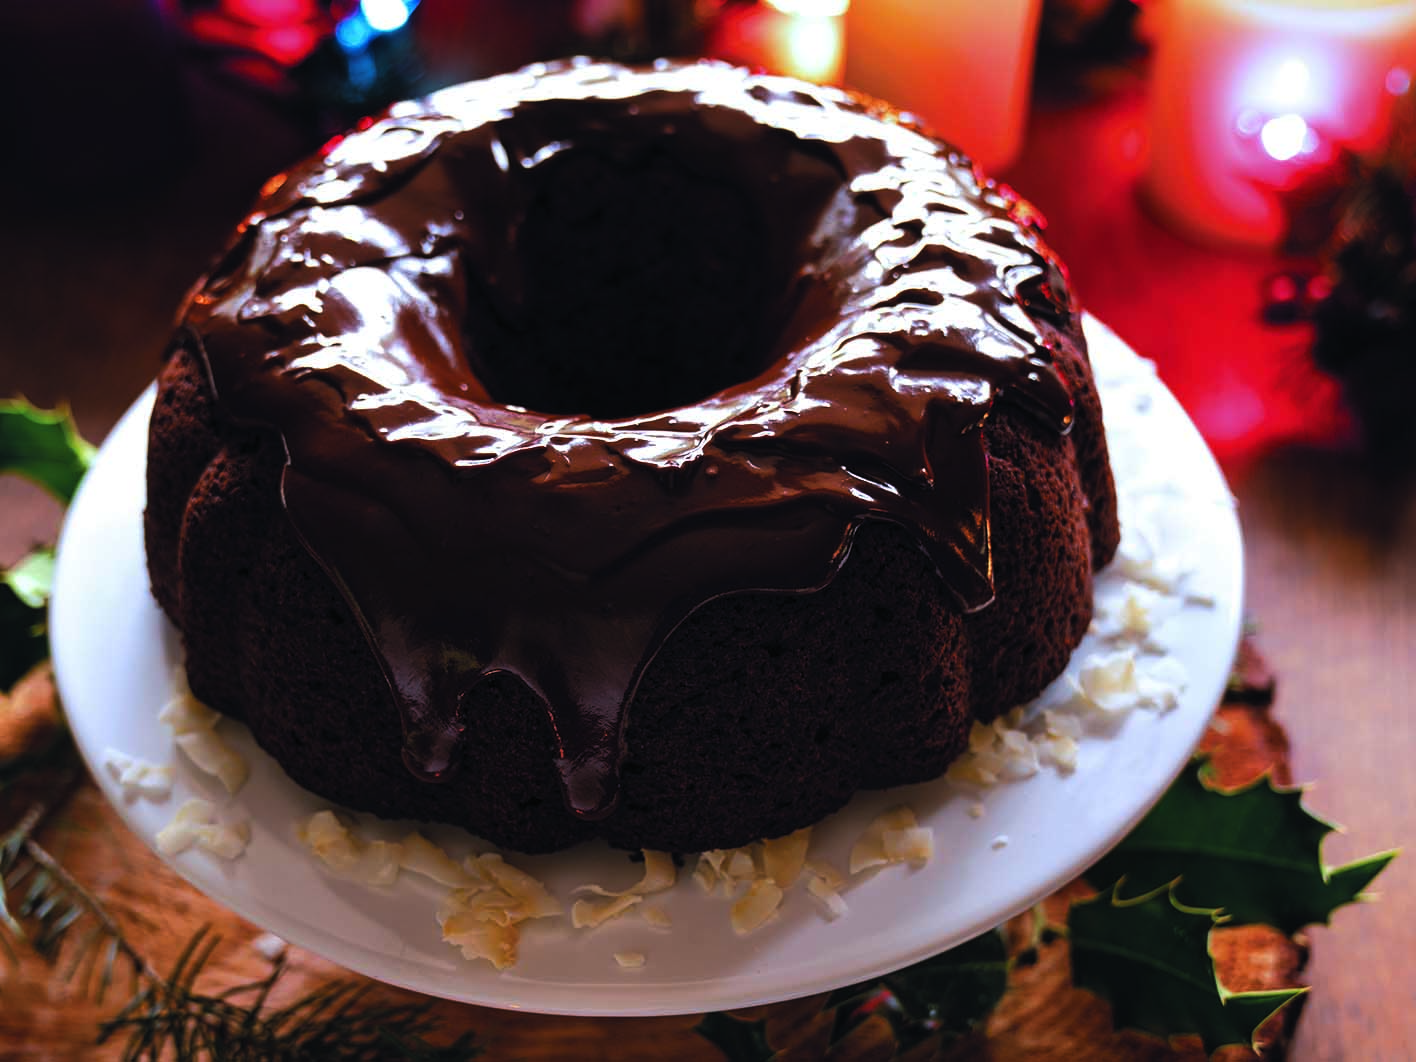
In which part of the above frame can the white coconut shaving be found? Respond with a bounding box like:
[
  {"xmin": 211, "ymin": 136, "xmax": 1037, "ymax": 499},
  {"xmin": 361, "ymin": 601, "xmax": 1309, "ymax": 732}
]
[
  {"xmin": 156, "ymin": 798, "xmax": 249, "ymax": 860},
  {"xmin": 103, "ymin": 748, "xmax": 173, "ymax": 801},
  {"xmin": 160, "ymin": 691, "xmax": 248, "ymax": 794}
]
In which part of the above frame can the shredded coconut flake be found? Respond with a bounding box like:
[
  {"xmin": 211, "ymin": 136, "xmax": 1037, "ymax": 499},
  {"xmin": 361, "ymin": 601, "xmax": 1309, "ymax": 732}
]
[
  {"xmin": 437, "ymin": 900, "xmax": 522, "ymax": 970},
  {"xmin": 156, "ymin": 798, "xmax": 216, "ymax": 855},
  {"xmin": 399, "ymin": 832, "xmax": 476, "ymax": 887},
  {"xmin": 195, "ymin": 820, "xmax": 251, "ymax": 860},
  {"xmin": 641, "ymin": 906, "xmax": 672, "ymax": 929},
  {"xmin": 1118, "ymin": 590, "xmax": 1153, "ymax": 637},
  {"xmin": 726, "ymin": 848, "xmax": 757, "ymax": 881},
  {"xmin": 572, "ymin": 893, "xmax": 642, "ymax": 929},
  {"xmin": 1136, "ymin": 655, "xmax": 1188, "ymax": 710},
  {"xmin": 577, "ymin": 850, "xmax": 678, "ymax": 902},
  {"xmin": 849, "ymin": 806, "xmax": 920, "ymax": 874},
  {"xmin": 158, "ymin": 694, "xmax": 220, "ymax": 735},
  {"xmin": 614, "ymin": 951, "xmax": 646, "ymax": 969},
  {"xmin": 156, "ymin": 798, "xmax": 248, "ymax": 860},
  {"xmin": 882, "ymin": 826, "xmax": 934, "ymax": 865},
  {"xmin": 466, "ymin": 854, "xmax": 562, "ymax": 919},
  {"xmin": 103, "ymin": 749, "xmax": 173, "ymax": 801},
  {"xmin": 175, "ymin": 728, "xmax": 249, "ymax": 794},
  {"xmin": 806, "ymin": 873, "xmax": 849, "ymax": 921},
  {"xmin": 297, "ymin": 810, "xmax": 402, "ymax": 885},
  {"xmin": 434, "ymin": 854, "xmax": 560, "ymax": 969},
  {"xmin": 731, "ymin": 879, "xmax": 783, "ymax": 935},
  {"xmin": 1072, "ymin": 649, "xmax": 1140, "ymax": 713},
  {"xmin": 1041, "ymin": 733, "xmax": 1080, "ymax": 769},
  {"xmin": 692, "ymin": 860, "xmax": 718, "ymax": 894},
  {"xmin": 762, "ymin": 828, "xmax": 811, "ymax": 888}
]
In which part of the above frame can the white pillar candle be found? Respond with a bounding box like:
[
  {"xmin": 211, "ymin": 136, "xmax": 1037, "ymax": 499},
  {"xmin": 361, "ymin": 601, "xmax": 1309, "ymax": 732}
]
[
  {"xmin": 844, "ymin": 0, "xmax": 1044, "ymax": 171},
  {"xmin": 1146, "ymin": 0, "xmax": 1416, "ymax": 249}
]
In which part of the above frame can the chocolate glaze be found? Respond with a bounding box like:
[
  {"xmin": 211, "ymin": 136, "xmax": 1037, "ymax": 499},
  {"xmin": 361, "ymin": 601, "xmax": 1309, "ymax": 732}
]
[{"xmin": 178, "ymin": 59, "xmax": 1078, "ymax": 820}]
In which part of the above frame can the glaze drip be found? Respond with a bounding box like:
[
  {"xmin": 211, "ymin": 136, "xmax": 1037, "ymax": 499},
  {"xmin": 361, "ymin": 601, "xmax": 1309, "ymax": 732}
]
[{"xmin": 179, "ymin": 60, "xmax": 1079, "ymax": 821}]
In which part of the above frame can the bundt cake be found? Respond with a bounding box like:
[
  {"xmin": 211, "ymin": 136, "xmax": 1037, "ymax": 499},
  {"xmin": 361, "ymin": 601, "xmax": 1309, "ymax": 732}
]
[{"xmin": 144, "ymin": 59, "xmax": 1120, "ymax": 855}]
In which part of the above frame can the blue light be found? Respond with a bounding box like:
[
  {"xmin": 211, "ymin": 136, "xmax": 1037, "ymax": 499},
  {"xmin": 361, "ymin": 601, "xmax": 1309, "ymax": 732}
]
[
  {"xmin": 360, "ymin": 0, "xmax": 413, "ymax": 34},
  {"xmin": 335, "ymin": 11, "xmax": 374, "ymax": 51}
]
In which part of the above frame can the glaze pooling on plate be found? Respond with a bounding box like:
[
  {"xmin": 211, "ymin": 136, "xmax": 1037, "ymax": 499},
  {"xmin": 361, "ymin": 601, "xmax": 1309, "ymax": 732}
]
[{"xmin": 175, "ymin": 59, "xmax": 1078, "ymax": 819}]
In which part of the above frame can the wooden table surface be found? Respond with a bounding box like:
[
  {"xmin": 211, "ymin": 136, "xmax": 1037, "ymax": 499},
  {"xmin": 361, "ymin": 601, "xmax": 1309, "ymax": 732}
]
[{"xmin": 1, "ymin": 25, "xmax": 1412, "ymax": 1061}]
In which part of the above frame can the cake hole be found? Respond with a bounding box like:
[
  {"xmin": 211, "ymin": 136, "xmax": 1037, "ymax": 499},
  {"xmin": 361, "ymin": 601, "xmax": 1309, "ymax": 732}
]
[{"xmin": 458, "ymin": 119, "xmax": 851, "ymax": 419}]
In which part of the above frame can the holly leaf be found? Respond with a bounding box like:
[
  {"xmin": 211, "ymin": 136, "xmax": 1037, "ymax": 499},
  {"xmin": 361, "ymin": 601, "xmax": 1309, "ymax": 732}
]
[
  {"xmin": 0, "ymin": 399, "xmax": 94, "ymax": 504},
  {"xmin": 697, "ymin": 929, "xmax": 1008, "ymax": 1060},
  {"xmin": 1087, "ymin": 762, "xmax": 1397, "ymax": 934},
  {"xmin": 827, "ymin": 927, "xmax": 1009, "ymax": 1048},
  {"xmin": 1069, "ymin": 881, "xmax": 1305, "ymax": 1053},
  {"xmin": 695, "ymin": 1011, "xmax": 774, "ymax": 1062},
  {"xmin": 3, "ymin": 547, "xmax": 55, "ymax": 611}
]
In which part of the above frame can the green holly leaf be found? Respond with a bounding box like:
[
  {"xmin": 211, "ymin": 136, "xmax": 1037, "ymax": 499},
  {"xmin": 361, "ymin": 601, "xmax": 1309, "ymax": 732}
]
[
  {"xmin": 1087, "ymin": 762, "xmax": 1397, "ymax": 934},
  {"xmin": 3, "ymin": 547, "xmax": 55, "ymax": 611},
  {"xmin": 827, "ymin": 927, "xmax": 1009, "ymax": 1048},
  {"xmin": 1069, "ymin": 881, "xmax": 1305, "ymax": 1053},
  {"xmin": 697, "ymin": 929, "xmax": 1008, "ymax": 1061},
  {"xmin": 695, "ymin": 1011, "xmax": 774, "ymax": 1062},
  {"xmin": 0, "ymin": 399, "xmax": 94, "ymax": 504}
]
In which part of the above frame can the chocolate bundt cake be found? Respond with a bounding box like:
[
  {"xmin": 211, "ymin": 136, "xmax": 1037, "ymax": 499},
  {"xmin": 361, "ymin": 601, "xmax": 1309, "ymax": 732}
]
[{"xmin": 145, "ymin": 59, "xmax": 1119, "ymax": 855}]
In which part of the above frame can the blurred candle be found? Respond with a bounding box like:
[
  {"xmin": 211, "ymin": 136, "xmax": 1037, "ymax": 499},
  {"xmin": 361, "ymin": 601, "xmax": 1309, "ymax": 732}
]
[
  {"xmin": 1146, "ymin": 0, "xmax": 1416, "ymax": 249},
  {"xmin": 709, "ymin": 0, "xmax": 846, "ymax": 85},
  {"xmin": 844, "ymin": 0, "xmax": 1044, "ymax": 171}
]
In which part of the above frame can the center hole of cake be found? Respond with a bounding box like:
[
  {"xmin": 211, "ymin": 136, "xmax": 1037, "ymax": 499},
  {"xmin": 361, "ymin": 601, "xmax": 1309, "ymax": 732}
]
[{"xmin": 461, "ymin": 147, "xmax": 793, "ymax": 419}]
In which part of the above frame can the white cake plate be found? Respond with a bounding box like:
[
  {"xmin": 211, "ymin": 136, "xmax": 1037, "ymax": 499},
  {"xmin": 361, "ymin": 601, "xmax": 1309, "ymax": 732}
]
[{"xmin": 51, "ymin": 316, "xmax": 1242, "ymax": 1016}]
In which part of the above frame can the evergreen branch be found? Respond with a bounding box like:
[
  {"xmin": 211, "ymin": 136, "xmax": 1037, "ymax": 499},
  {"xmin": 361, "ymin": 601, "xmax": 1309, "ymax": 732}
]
[
  {"xmin": 2, "ymin": 761, "xmax": 479, "ymax": 1058},
  {"xmin": 1, "ymin": 767, "xmax": 83, "ymax": 959},
  {"xmin": 19, "ymin": 831, "xmax": 159, "ymax": 989},
  {"xmin": 97, "ymin": 928, "xmax": 481, "ymax": 1061}
]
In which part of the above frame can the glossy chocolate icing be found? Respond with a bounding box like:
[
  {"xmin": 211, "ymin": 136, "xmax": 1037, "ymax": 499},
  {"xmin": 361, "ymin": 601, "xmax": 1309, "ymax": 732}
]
[{"xmin": 178, "ymin": 59, "xmax": 1078, "ymax": 820}]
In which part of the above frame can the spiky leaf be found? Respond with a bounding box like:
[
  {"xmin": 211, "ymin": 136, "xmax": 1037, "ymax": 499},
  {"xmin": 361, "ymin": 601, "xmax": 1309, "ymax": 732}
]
[
  {"xmin": 1069, "ymin": 881, "xmax": 1304, "ymax": 1053},
  {"xmin": 2, "ymin": 547, "xmax": 54, "ymax": 611},
  {"xmin": 0, "ymin": 399, "xmax": 94, "ymax": 503},
  {"xmin": 1087, "ymin": 763, "xmax": 1397, "ymax": 934},
  {"xmin": 827, "ymin": 927, "xmax": 1009, "ymax": 1048}
]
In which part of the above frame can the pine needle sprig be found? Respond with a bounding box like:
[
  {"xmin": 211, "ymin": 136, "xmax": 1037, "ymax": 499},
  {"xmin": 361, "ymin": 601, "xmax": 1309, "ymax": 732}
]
[
  {"xmin": 0, "ymin": 764, "xmax": 152, "ymax": 1002},
  {"xmin": 96, "ymin": 927, "xmax": 482, "ymax": 1061},
  {"xmin": 3, "ymin": 762, "xmax": 480, "ymax": 1059}
]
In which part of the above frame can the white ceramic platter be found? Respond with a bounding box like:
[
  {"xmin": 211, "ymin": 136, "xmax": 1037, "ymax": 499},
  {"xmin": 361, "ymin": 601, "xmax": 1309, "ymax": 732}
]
[{"xmin": 51, "ymin": 316, "xmax": 1242, "ymax": 1017}]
